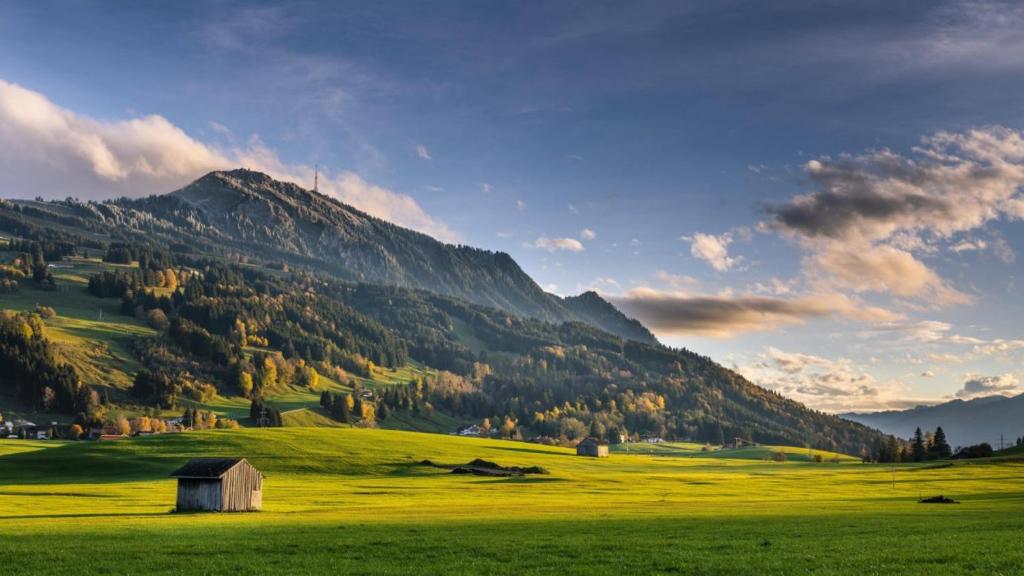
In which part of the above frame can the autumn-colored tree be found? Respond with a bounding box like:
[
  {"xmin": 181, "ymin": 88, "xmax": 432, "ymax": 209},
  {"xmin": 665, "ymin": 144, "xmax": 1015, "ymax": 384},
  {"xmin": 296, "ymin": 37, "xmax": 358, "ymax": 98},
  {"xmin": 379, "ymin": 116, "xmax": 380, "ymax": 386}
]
[{"xmin": 68, "ymin": 424, "xmax": 84, "ymax": 440}]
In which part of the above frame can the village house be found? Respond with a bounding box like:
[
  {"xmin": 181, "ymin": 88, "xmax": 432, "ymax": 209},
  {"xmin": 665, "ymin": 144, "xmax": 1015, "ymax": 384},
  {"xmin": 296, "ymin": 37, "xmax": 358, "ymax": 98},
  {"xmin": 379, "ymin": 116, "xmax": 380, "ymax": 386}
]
[
  {"xmin": 15, "ymin": 423, "xmax": 52, "ymax": 440},
  {"xmin": 170, "ymin": 458, "xmax": 264, "ymax": 512},
  {"xmin": 576, "ymin": 437, "xmax": 609, "ymax": 458},
  {"xmin": 457, "ymin": 424, "xmax": 483, "ymax": 437}
]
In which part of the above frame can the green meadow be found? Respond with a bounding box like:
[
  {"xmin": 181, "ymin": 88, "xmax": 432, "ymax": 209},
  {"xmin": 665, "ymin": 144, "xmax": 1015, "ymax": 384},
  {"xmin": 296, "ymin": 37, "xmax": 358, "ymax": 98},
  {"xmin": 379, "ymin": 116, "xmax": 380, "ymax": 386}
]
[{"xmin": 1, "ymin": 428, "xmax": 1022, "ymax": 575}]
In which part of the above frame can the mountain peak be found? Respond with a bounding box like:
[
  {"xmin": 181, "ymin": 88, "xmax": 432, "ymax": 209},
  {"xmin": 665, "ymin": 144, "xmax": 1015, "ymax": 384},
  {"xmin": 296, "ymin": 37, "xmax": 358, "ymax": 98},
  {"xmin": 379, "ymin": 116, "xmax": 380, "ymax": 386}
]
[{"xmin": 149, "ymin": 170, "xmax": 658, "ymax": 343}]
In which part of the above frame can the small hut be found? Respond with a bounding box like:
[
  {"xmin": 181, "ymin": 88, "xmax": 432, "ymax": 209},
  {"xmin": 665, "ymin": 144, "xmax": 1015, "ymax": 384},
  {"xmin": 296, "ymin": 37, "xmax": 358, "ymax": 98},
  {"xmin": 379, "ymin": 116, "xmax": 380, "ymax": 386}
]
[
  {"xmin": 576, "ymin": 437, "xmax": 609, "ymax": 458},
  {"xmin": 170, "ymin": 458, "xmax": 263, "ymax": 512}
]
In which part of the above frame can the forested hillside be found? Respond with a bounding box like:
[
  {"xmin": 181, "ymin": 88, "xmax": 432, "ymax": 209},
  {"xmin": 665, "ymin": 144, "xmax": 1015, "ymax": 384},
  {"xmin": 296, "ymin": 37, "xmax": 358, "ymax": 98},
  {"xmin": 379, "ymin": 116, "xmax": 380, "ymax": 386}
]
[{"xmin": 0, "ymin": 171, "xmax": 890, "ymax": 454}]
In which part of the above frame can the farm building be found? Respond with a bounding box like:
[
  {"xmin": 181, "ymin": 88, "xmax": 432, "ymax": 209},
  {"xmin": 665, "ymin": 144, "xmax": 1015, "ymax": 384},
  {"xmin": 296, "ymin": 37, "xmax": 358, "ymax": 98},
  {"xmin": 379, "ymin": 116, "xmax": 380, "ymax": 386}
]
[
  {"xmin": 576, "ymin": 437, "xmax": 609, "ymax": 458},
  {"xmin": 170, "ymin": 458, "xmax": 263, "ymax": 512}
]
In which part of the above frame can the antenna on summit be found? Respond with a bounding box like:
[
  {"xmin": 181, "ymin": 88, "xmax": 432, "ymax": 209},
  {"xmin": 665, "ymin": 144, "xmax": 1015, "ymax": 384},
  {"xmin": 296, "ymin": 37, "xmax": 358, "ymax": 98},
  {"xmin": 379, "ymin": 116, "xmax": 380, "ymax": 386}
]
[{"xmin": 314, "ymin": 164, "xmax": 319, "ymax": 193}]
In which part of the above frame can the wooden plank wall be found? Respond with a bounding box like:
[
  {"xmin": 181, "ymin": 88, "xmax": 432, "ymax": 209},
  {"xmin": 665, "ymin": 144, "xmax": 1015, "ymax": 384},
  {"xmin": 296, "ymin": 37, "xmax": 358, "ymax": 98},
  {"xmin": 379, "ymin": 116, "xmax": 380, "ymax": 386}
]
[
  {"xmin": 220, "ymin": 462, "xmax": 263, "ymax": 511},
  {"xmin": 176, "ymin": 479, "xmax": 223, "ymax": 511}
]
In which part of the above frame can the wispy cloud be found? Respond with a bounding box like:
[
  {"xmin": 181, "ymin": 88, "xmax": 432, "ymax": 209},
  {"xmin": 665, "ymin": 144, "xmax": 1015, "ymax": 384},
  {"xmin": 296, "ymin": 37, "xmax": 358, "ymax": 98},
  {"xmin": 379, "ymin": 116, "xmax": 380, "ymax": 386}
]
[
  {"xmin": 415, "ymin": 144, "xmax": 431, "ymax": 160},
  {"xmin": 580, "ymin": 228, "xmax": 596, "ymax": 241},
  {"xmin": 531, "ymin": 236, "xmax": 585, "ymax": 253}
]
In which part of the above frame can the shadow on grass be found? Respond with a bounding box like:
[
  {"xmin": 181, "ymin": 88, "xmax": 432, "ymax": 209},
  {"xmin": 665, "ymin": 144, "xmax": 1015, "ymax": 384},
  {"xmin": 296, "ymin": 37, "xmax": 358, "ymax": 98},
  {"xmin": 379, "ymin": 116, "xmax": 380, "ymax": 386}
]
[{"xmin": 0, "ymin": 511, "xmax": 172, "ymax": 520}]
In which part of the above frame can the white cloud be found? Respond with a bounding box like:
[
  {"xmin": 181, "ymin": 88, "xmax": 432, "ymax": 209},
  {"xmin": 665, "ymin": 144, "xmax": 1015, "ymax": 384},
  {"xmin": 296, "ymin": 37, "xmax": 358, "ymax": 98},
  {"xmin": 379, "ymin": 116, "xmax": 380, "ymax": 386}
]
[
  {"xmin": 516, "ymin": 199, "xmax": 527, "ymax": 211},
  {"xmin": 568, "ymin": 203, "xmax": 580, "ymax": 214},
  {"xmin": 956, "ymin": 373, "xmax": 1020, "ymax": 399},
  {"xmin": 481, "ymin": 182, "xmax": 492, "ymax": 193},
  {"xmin": 415, "ymin": 144, "xmax": 431, "ymax": 160},
  {"xmin": 532, "ymin": 236, "xmax": 585, "ymax": 253},
  {"xmin": 0, "ymin": 79, "xmax": 458, "ymax": 242},
  {"xmin": 686, "ymin": 232, "xmax": 740, "ymax": 271},
  {"xmin": 580, "ymin": 228, "xmax": 596, "ymax": 241}
]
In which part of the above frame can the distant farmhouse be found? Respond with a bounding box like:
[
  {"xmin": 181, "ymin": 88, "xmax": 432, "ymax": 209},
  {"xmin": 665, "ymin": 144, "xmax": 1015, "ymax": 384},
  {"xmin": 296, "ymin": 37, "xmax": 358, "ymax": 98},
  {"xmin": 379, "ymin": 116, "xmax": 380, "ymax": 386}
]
[
  {"xmin": 170, "ymin": 458, "xmax": 264, "ymax": 512},
  {"xmin": 576, "ymin": 437, "xmax": 609, "ymax": 458}
]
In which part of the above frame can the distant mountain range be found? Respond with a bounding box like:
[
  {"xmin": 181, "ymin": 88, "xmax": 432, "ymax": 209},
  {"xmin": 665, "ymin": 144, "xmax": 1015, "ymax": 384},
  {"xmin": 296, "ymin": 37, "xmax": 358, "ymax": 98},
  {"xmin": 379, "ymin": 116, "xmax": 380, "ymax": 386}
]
[
  {"xmin": 6, "ymin": 169, "xmax": 655, "ymax": 344},
  {"xmin": 842, "ymin": 394, "xmax": 1024, "ymax": 448}
]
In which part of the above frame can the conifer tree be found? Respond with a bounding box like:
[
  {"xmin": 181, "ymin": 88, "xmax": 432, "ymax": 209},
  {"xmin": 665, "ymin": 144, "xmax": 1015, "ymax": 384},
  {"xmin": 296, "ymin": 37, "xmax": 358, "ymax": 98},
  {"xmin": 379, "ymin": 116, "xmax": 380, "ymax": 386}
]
[
  {"xmin": 912, "ymin": 427, "xmax": 926, "ymax": 462},
  {"xmin": 930, "ymin": 426, "xmax": 952, "ymax": 459}
]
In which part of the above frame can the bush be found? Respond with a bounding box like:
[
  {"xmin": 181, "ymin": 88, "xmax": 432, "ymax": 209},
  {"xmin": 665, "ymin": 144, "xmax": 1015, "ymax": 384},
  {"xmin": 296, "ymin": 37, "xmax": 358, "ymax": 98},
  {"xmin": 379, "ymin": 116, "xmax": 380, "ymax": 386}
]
[
  {"xmin": 35, "ymin": 305, "xmax": 56, "ymax": 319},
  {"xmin": 770, "ymin": 450, "xmax": 788, "ymax": 462},
  {"xmin": 146, "ymin": 309, "xmax": 169, "ymax": 331},
  {"xmin": 955, "ymin": 443, "xmax": 994, "ymax": 459}
]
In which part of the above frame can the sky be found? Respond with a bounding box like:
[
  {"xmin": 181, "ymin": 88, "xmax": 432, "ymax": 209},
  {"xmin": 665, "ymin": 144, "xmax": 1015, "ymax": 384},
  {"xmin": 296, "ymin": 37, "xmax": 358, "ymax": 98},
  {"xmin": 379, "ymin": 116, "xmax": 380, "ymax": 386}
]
[{"xmin": 2, "ymin": 0, "xmax": 1024, "ymax": 412}]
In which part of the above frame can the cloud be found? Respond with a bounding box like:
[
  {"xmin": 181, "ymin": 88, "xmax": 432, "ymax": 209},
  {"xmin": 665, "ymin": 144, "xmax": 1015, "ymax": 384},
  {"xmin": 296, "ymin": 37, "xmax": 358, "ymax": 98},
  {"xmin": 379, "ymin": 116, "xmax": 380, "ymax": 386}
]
[
  {"xmin": 516, "ymin": 199, "xmax": 527, "ymax": 211},
  {"xmin": 865, "ymin": 320, "xmax": 953, "ymax": 342},
  {"xmin": 956, "ymin": 373, "xmax": 1020, "ymax": 399},
  {"xmin": 653, "ymin": 270, "xmax": 698, "ymax": 290},
  {"xmin": 971, "ymin": 339, "xmax": 1024, "ymax": 356},
  {"xmin": 568, "ymin": 203, "xmax": 579, "ymax": 214},
  {"xmin": 921, "ymin": 370, "xmax": 936, "ymax": 378},
  {"xmin": 810, "ymin": 243, "xmax": 970, "ymax": 304},
  {"xmin": 763, "ymin": 127, "xmax": 1024, "ymax": 305},
  {"xmin": 0, "ymin": 79, "xmax": 458, "ymax": 242},
  {"xmin": 580, "ymin": 228, "xmax": 596, "ymax": 240},
  {"xmin": 532, "ymin": 236, "xmax": 585, "ymax": 253},
  {"xmin": 766, "ymin": 347, "xmax": 831, "ymax": 374},
  {"xmin": 610, "ymin": 288, "xmax": 899, "ymax": 338},
  {"xmin": 769, "ymin": 128, "xmax": 1024, "ymax": 243},
  {"xmin": 481, "ymin": 182, "xmax": 492, "ymax": 193},
  {"xmin": 415, "ymin": 144, "xmax": 431, "ymax": 160},
  {"xmin": 739, "ymin": 347, "xmax": 920, "ymax": 412},
  {"xmin": 686, "ymin": 232, "xmax": 740, "ymax": 271}
]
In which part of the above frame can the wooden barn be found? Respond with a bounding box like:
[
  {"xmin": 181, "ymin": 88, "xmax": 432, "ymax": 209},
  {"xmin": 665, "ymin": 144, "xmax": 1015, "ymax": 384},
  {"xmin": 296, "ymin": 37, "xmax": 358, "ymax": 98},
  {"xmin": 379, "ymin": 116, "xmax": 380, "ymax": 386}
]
[
  {"xmin": 576, "ymin": 437, "xmax": 609, "ymax": 458},
  {"xmin": 170, "ymin": 458, "xmax": 263, "ymax": 512}
]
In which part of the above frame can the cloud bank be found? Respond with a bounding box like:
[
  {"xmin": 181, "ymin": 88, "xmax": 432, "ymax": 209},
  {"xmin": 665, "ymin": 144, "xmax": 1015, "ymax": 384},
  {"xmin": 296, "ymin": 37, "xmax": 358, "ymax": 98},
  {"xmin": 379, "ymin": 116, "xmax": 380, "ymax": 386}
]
[
  {"xmin": 611, "ymin": 288, "xmax": 898, "ymax": 338},
  {"xmin": 0, "ymin": 79, "xmax": 457, "ymax": 242}
]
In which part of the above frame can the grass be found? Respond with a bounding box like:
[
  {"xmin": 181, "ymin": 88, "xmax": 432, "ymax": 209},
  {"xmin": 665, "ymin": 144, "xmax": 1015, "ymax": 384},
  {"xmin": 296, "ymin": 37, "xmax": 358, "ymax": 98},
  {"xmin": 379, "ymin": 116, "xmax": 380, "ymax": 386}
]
[
  {"xmin": 0, "ymin": 427, "xmax": 1022, "ymax": 575},
  {"xmin": 1, "ymin": 259, "xmax": 155, "ymax": 396}
]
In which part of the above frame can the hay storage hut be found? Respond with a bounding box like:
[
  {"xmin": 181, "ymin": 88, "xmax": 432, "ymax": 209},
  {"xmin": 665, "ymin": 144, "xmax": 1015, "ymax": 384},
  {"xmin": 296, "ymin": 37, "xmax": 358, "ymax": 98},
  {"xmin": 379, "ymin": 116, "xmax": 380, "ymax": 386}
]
[
  {"xmin": 576, "ymin": 437, "xmax": 609, "ymax": 458},
  {"xmin": 170, "ymin": 458, "xmax": 263, "ymax": 512}
]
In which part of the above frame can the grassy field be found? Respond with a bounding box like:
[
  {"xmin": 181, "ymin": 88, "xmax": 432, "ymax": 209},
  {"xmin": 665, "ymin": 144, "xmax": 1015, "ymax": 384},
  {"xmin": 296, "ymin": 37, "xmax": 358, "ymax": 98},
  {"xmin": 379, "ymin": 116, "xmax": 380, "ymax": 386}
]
[{"xmin": 1, "ymin": 427, "xmax": 1021, "ymax": 575}]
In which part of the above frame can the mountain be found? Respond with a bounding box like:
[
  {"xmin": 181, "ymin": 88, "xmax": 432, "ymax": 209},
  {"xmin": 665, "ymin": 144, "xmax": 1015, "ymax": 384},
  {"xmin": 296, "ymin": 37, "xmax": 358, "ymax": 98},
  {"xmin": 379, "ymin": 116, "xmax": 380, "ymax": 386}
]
[
  {"xmin": 0, "ymin": 169, "xmax": 888, "ymax": 454},
  {"xmin": 2, "ymin": 169, "xmax": 654, "ymax": 344},
  {"xmin": 842, "ymin": 394, "xmax": 1024, "ymax": 447}
]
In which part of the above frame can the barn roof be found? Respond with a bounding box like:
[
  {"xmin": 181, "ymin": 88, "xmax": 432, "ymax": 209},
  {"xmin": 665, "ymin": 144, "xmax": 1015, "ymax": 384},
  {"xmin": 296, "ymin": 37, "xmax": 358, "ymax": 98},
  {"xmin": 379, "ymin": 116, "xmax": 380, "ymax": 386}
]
[{"xmin": 170, "ymin": 458, "xmax": 258, "ymax": 479}]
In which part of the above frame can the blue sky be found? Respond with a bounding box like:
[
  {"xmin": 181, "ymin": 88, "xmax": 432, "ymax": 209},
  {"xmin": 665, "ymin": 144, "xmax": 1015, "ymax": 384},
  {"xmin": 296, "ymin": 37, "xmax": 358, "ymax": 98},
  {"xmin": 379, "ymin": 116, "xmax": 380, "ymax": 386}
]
[{"xmin": 2, "ymin": 0, "xmax": 1023, "ymax": 411}]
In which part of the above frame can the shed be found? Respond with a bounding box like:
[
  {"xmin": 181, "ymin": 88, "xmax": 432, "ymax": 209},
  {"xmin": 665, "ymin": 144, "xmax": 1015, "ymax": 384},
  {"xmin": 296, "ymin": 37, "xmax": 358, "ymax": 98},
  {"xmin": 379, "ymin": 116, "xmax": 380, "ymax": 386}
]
[
  {"xmin": 169, "ymin": 458, "xmax": 263, "ymax": 512},
  {"xmin": 576, "ymin": 437, "xmax": 609, "ymax": 458}
]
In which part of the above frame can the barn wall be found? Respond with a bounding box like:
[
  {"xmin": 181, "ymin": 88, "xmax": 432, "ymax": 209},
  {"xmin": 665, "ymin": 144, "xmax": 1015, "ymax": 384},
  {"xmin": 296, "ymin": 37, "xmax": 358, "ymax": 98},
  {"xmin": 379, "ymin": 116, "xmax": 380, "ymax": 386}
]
[
  {"xmin": 176, "ymin": 479, "xmax": 222, "ymax": 511},
  {"xmin": 220, "ymin": 462, "xmax": 263, "ymax": 511}
]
